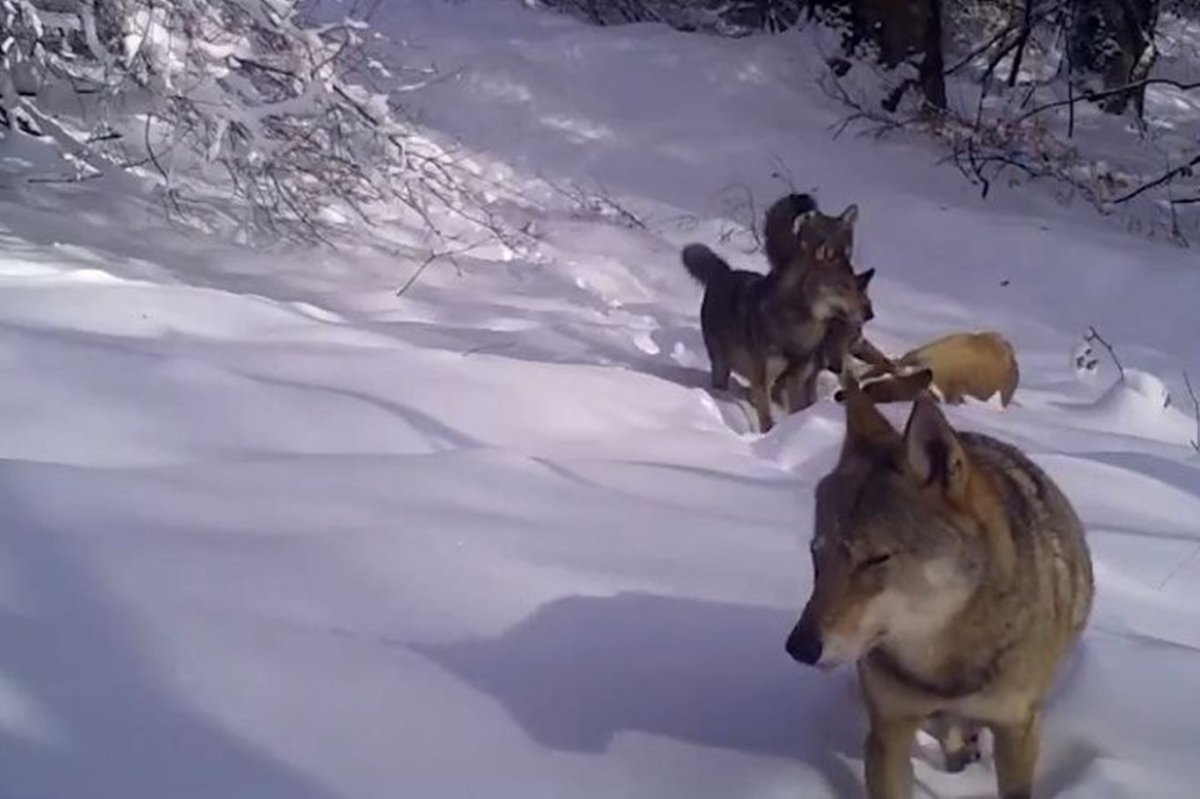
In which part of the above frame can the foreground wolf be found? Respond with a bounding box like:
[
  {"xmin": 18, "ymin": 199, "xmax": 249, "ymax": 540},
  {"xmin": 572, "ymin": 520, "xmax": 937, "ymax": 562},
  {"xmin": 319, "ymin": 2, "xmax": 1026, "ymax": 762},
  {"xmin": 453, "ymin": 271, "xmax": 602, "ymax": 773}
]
[
  {"xmin": 846, "ymin": 331, "xmax": 1020, "ymax": 408},
  {"xmin": 681, "ymin": 242, "xmax": 874, "ymax": 432},
  {"xmin": 786, "ymin": 375, "xmax": 1094, "ymax": 798}
]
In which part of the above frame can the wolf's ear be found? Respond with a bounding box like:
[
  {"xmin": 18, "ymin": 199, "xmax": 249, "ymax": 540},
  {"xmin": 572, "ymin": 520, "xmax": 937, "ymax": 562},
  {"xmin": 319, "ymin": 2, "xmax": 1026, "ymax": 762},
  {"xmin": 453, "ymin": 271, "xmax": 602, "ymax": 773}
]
[
  {"xmin": 839, "ymin": 370, "xmax": 901, "ymax": 460},
  {"xmin": 903, "ymin": 398, "xmax": 966, "ymax": 494},
  {"xmin": 855, "ymin": 268, "xmax": 875, "ymax": 291},
  {"xmin": 839, "ymin": 204, "xmax": 859, "ymax": 226}
]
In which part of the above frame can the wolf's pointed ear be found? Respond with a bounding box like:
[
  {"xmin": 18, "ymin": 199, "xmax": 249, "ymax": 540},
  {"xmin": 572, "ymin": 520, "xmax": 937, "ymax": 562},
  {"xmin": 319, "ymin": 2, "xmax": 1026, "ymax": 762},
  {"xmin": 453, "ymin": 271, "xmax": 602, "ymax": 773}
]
[
  {"xmin": 839, "ymin": 204, "xmax": 859, "ymax": 226},
  {"xmin": 903, "ymin": 398, "xmax": 967, "ymax": 494},
  {"xmin": 855, "ymin": 268, "xmax": 875, "ymax": 291},
  {"xmin": 839, "ymin": 369, "xmax": 901, "ymax": 460}
]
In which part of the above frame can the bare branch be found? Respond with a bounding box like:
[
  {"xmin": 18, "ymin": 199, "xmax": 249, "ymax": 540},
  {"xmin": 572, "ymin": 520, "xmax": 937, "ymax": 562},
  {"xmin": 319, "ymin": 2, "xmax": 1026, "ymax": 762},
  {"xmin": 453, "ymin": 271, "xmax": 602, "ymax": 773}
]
[
  {"xmin": 1184, "ymin": 372, "xmax": 1200, "ymax": 452},
  {"xmin": 545, "ymin": 178, "xmax": 647, "ymax": 229},
  {"xmin": 1112, "ymin": 154, "xmax": 1200, "ymax": 206},
  {"xmin": 1015, "ymin": 78, "xmax": 1200, "ymax": 126},
  {"xmin": 1085, "ymin": 326, "xmax": 1125, "ymax": 383}
]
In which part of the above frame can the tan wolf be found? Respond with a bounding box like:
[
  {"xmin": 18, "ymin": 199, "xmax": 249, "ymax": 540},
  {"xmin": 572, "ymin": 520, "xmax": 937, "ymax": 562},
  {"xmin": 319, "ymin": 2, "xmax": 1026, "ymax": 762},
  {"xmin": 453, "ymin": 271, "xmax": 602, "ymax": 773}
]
[
  {"xmin": 844, "ymin": 330, "xmax": 1020, "ymax": 408},
  {"xmin": 785, "ymin": 374, "xmax": 1094, "ymax": 799}
]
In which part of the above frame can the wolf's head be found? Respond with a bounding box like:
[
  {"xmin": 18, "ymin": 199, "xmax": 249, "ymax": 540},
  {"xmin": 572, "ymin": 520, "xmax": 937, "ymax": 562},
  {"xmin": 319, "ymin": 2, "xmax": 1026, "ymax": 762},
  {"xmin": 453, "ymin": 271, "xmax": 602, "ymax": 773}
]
[
  {"xmin": 771, "ymin": 265, "xmax": 874, "ymax": 356},
  {"xmin": 802, "ymin": 264, "xmax": 875, "ymax": 326},
  {"xmin": 796, "ymin": 204, "xmax": 858, "ymax": 271},
  {"xmin": 785, "ymin": 377, "xmax": 999, "ymax": 671}
]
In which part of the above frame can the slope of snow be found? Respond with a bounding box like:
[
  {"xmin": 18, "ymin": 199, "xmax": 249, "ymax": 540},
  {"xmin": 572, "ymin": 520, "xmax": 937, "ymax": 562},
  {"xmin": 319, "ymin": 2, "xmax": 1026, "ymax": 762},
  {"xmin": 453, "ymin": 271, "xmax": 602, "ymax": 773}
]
[{"xmin": 0, "ymin": 1, "xmax": 1197, "ymax": 797}]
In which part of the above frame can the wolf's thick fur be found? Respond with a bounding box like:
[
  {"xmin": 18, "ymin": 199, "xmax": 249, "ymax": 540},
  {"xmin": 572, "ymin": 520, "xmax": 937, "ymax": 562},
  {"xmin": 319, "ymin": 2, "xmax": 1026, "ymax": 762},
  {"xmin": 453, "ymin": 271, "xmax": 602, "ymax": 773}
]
[
  {"xmin": 760, "ymin": 194, "xmax": 894, "ymax": 407},
  {"xmin": 769, "ymin": 314, "xmax": 887, "ymax": 413},
  {"xmin": 763, "ymin": 193, "xmax": 859, "ymax": 275},
  {"xmin": 763, "ymin": 193, "xmax": 819, "ymax": 274},
  {"xmin": 681, "ymin": 243, "xmax": 874, "ymax": 432},
  {"xmin": 786, "ymin": 376, "xmax": 1094, "ymax": 798},
  {"xmin": 853, "ymin": 331, "xmax": 1020, "ymax": 407}
]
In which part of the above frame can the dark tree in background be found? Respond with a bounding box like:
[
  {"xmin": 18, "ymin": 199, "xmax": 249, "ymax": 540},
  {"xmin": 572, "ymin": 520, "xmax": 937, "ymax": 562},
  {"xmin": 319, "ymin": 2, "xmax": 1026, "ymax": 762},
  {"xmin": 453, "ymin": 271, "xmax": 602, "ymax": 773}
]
[
  {"xmin": 537, "ymin": 0, "xmax": 1200, "ymax": 234},
  {"xmin": 1068, "ymin": 0, "xmax": 1160, "ymax": 114},
  {"xmin": 540, "ymin": 0, "xmax": 1170, "ymax": 116}
]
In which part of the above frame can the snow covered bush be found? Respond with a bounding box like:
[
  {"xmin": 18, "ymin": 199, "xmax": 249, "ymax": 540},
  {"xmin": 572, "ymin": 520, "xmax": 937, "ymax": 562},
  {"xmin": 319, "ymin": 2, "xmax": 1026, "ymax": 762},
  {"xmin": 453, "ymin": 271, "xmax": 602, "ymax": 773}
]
[{"xmin": 0, "ymin": 0, "xmax": 508, "ymax": 247}]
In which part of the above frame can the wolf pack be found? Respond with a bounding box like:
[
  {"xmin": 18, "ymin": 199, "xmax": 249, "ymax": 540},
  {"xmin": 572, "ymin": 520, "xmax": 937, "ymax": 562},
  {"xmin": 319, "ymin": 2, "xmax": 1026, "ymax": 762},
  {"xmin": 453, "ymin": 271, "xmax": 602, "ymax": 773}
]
[{"xmin": 680, "ymin": 195, "xmax": 1094, "ymax": 799}]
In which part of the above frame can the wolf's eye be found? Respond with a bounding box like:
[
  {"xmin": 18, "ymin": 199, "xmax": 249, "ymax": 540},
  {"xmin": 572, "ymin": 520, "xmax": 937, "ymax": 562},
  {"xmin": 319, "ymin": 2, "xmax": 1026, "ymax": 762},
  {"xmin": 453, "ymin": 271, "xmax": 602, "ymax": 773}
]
[{"xmin": 859, "ymin": 553, "xmax": 892, "ymax": 570}]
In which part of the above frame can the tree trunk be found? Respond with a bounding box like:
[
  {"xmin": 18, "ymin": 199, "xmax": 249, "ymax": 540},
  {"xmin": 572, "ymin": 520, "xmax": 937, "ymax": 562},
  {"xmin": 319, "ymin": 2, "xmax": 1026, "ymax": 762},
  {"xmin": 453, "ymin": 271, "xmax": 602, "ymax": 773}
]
[
  {"xmin": 918, "ymin": 0, "xmax": 946, "ymax": 110},
  {"xmin": 1069, "ymin": 0, "xmax": 1161, "ymax": 114},
  {"xmin": 1007, "ymin": 0, "xmax": 1033, "ymax": 87}
]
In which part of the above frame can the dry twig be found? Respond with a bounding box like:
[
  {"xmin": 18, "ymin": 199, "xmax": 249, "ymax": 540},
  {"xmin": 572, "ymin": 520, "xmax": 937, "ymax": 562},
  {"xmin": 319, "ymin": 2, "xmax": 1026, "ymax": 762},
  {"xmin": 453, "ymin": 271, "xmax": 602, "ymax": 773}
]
[{"xmin": 1085, "ymin": 326, "xmax": 1125, "ymax": 383}]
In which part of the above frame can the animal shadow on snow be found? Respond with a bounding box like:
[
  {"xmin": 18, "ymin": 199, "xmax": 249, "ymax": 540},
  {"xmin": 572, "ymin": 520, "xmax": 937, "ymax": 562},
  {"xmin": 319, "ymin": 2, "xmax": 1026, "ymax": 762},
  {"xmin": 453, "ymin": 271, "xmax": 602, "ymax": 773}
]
[{"xmin": 415, "ymin": 591, "xmax": 866, "ymax": 797}]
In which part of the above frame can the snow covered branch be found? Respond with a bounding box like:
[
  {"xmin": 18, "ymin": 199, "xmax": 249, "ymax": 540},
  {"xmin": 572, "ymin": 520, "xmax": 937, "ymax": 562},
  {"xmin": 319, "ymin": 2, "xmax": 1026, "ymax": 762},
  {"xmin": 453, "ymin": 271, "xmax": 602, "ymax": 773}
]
[{"xmin": 0, "ymin": 0, "xmax": 516, "ymax": 247}]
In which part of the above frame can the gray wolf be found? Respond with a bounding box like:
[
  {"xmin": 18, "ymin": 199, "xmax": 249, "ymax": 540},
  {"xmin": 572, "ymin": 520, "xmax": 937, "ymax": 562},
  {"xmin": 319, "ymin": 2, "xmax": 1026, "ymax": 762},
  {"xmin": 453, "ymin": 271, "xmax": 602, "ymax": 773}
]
[
  {"xmin": 681, "ymin": 242, "xmax": 875, "ymax": 432},
  {"xmin": 763, "ymin": 193, "xmax": 858, "ymax": 276},
  {"xmin": 763, "ymin": 192, "xmax": 819, "ymax": 275},
  {"xmin": 785, "ymin": 374, "xmax": 1093, "ymax": 798},
  {"xmin": 760, "ymin": 193, "xmax": 894, "ymax": 410}
]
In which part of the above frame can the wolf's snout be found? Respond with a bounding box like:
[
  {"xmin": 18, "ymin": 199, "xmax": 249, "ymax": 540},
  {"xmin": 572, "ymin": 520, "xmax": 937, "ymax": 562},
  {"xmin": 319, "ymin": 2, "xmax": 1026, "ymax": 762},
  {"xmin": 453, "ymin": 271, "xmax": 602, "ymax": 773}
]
[{"xmin": 785, "ymin": 622, "xmax": 823, "ymax": 666}]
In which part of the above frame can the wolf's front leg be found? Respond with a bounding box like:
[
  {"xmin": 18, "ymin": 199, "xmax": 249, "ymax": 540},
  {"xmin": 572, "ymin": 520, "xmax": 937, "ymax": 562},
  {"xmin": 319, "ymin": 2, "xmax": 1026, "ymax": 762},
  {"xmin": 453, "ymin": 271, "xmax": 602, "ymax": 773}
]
[
  {"xmin": 750, "ymin": 385, "xmax": 774, "ymax": 432},
  {"xmin": 783, "ymin": 360, "xmax": 819, "ymax": 413},
  {"xmin": 864, "ymin": 714, "xmax": 920, "ymax": 799},
  {"xmin": 993, "ymin": 709, "xmax": 1042, "ymax": 799},
  {"xmin": 748, "ymin": 360, "xmax": 774, "ymax": 433}
]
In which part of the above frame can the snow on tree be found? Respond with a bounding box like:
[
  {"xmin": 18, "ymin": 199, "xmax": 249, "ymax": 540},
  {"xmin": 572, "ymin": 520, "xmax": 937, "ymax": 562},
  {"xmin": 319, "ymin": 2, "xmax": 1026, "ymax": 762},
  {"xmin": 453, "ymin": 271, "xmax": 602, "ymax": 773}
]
[{"xmin": 0, "ymin": 0, "xmax": 513, "ymax": 248}]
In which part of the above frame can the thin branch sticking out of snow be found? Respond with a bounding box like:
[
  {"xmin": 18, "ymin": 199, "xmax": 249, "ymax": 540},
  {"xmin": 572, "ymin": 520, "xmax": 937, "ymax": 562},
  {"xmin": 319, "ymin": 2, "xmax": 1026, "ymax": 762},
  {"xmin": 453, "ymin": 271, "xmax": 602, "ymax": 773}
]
[
  {"xmin": 1085, "ymin": 326, "xmax": 1126, "ymax": 384},
  {"xmin": 1184, "ymin": 371, "xmax": 1200, "ymax": 452},
  {"xmin": 545, "ymin": 178, "xmax": 648, "ymax": 230}
]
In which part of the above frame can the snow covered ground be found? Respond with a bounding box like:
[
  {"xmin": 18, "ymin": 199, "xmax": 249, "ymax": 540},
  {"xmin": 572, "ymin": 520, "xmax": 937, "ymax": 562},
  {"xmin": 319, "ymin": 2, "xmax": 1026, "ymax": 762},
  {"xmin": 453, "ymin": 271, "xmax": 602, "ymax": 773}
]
[{"xmin": 0, "ymin": 1, "xmax": 1198, "ymax": 796}]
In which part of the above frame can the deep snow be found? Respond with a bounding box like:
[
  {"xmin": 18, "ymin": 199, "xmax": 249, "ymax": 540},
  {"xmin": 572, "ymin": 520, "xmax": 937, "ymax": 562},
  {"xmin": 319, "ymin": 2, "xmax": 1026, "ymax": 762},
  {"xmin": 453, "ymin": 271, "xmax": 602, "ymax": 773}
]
[{"xmin": 0, "ymin": 1, "xmax": 1198, "ymax": 797}]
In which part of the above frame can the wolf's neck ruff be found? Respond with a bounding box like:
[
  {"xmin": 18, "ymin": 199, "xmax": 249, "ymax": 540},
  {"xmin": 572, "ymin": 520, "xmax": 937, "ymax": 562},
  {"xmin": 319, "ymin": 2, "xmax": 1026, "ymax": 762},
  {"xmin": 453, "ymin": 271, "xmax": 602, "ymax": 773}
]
[{"xmin": 870, "ymin": 634, "xmax": 1018, "ymax": 700}]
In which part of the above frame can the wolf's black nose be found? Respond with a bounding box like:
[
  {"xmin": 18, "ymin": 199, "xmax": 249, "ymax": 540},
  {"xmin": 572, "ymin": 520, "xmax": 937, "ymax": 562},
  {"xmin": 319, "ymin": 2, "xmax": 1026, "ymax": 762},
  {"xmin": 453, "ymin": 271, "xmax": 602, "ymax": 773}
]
[{"xmin": 785, "ymin": 624, "xmax": 822, "ymax": 666}]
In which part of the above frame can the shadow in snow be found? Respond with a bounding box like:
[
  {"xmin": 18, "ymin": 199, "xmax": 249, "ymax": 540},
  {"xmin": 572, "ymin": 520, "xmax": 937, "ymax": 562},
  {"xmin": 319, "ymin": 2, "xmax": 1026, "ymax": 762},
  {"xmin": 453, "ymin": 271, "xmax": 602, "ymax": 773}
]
[
  {"xmin": 415, "ymin": 591, "xmax": 866, "ymax": 798},
  {"xmin": 0, "ymin": 466, "xmax": 337, "ymax": 799}
]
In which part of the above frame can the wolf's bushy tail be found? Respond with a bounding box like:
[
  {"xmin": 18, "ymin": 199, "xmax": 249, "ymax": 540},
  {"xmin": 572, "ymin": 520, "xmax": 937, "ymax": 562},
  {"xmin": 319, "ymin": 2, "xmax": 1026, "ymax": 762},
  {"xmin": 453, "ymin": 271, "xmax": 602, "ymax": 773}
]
[
  {"xmin": 764, "ymin": 192, "xmax": 817, "ymax": 273},
  {"xmin": 681, "ymin": 244, "xmax": 733, "ymax": 286}
]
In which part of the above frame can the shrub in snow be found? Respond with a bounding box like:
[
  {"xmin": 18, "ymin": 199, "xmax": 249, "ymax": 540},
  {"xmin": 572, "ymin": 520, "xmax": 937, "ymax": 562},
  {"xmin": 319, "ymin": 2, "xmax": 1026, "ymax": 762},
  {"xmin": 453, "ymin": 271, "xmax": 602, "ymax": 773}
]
[{"xmin": 0, "ymin": 0, "xmax": 511, "ymax": 248}]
